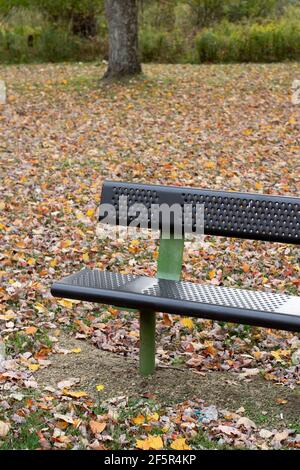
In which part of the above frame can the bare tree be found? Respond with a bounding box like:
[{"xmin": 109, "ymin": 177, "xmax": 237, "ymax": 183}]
[{"xmin": 103, "ymin": 0, "xmax": 142, "ymax": 80}]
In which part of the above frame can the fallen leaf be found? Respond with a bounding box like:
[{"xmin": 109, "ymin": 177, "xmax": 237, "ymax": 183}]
[
  {"xmin": 90, "ymin": 420, "xmax": 106, "ymax": 434},
  {"xmin": 28, "ymin": 364, "xmax": 40, "ymax": 371},
  {"xmin": 259, "ymin": 429, "xmax": 273, "ymax": 439},
  {"xmin": 132, "ymin": 415, "xmax": 145, "ymax": 425},
  {"xmin": 54, "ymin": 414, "xmax": 74, "ymax": 424},
  {"xmin": 0, "ymin": 421, "xmax": 10, "ymax": 437},
  {"xmin": 236, "ymin": 417, "xmax": 257, "ymax": 430},
  {"xmin": 170, "ymin": 437, "xmax": 191, "ymax": 450},
  {"xmin": 147, "ymin": 412, "xmax": 159, "ymax": 422},
  {"xmin": 180, "ymin": 318, "xmax": 194, "ymax": 329},
  {"xmin": 63, "ymin": 389, "xmax": 88, "ymax": 398},
  {"xmin": 57, "ymin": 378, "xmax": 80, "ymax": 390},
  {"xmin": 136, "ymin": 435, "xmax": 164, "ymax": 450},
  {"xmin": 25, "ymin": 326, "xmax": 37, "ymax": 335}
]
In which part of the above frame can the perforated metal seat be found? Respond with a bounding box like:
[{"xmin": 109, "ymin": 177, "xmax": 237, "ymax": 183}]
[{"xmin": 51, "ymin": 269, "xmax": 300, "ymax": 332}]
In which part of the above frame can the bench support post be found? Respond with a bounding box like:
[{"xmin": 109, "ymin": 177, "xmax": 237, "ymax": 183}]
[
  {"xmin": 157, "ymin": 235, "xmax": 185, "ymax": 281},
  {"xmin": 139, "ymin": 234, "xmax": 184, "ymax": 376},
  {"xmin": 139, "ymin": 310, "xmax": 156, "ymax": 376}
]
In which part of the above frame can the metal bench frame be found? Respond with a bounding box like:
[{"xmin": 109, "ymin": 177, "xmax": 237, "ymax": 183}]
[{"xmin": 51, "ymin": 181, "xmax": 300, "ymax": 376}]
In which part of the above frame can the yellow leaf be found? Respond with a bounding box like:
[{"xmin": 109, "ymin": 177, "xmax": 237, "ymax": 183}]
[
  {"xmin": 208, "ymin": 270, "xmax": 216, "ymax": 280},
  {"xmin": 61, "ymin": 239, "xmax": 72, "ymax": 248},
  {"xmin": 86, "ymin": 208, "xmax": 95, "ymax": 217},
  {"xmin": 57, "ymin": 299, "xmax": 75, "ymax": 309},
  {"xmin": 180, "ymin": 317, "xmax": 194, "ymax": 330},
  {"xmin": 132, "ymin": 415, "xmax": 145, "ymax": 425},
  {"xmin": 128, "ymin": 330, "xmax": 139, "ymax": 337},
  {"xmin": 63, "ymin": 389, "xmax": 88, "ymax": 398},
  {"xmin": 34, "ymin": 303, "xmax": 46, "ymax": 313},
  {"xmin": 25, "ymin": 326, "xmax": 37, "ymax": 335},
  {"xmin": 271, "ymin": 350, "xmax": 282, "ymax": 361},
  {"xmin": 204, "ymin": 161, "xmax": 216, "ymax": 170},
  {"xmin": 170, "ymin": 438, "xmax": 191, "ymax": 450},
  {"xmin": 271, "ymin": 350, "xmax": 290, "ymax": 361},
  {"xmin": 255, "ymin": 182, "xmax": 263, "ymax": 190},
  {"xmin": 90, "ymin": 420, "xmax": 106, "ymax": 434},
  {"xmin": 147, "ymin": 412, "xmax": 159, "ymax": 422},
  {"xmin": 50, "ymin": 259, "xmax": 58, "ymax": 267},
  {"xmin": 253, "ymin": 351, "xmax": 262, "ymax": 360},
  {"xmin": 28, "ymin": 364, "xmax": 40, "ymax": 371},
  {"xmin": 82, "ymin": 253, "xmax": 90, "ymax": 262},
  {"xmin": 0, "ymin": 313, "xmax": 16, "ymax": 321},
  {"xmin": 27, "ymin": 258, "xmax": 36, "ymax": 266},
  {"xmin": 96, "ymin": 384, "xmax": 105, "ymax": 392},
  {"xmin": 71, "ymin": 348, "xmax": 81, "ymax": 354},
  {"xmin": 136, "ymin": 435, "xmax": 163, "ymax": 450}
]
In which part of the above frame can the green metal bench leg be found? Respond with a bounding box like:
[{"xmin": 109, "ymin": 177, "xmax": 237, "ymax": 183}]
[
  {"xmin": 139, "ymin": 310, "xmax": 156, "ymax": 376},
  {"xmin": 139, "ymin": 235, "xmax": 184, "ymax": 376}
]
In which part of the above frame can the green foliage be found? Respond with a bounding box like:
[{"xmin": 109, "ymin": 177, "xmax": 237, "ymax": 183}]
[
  {"xmin": 195, "ymin": 17, "xmax": 300, "ymax": 63},
  {"xmin": 224, "ymin": 0, "xmax": 282, "ymax": 22},
  {"xmin": 0, "ymin": 0, "xmax": 104, "ymax": 16},
  {"xmin": 177, "ymin": 0, "xmax": 282, "ymax": 26},
  {"xmin": 0, "ymin": 6, "xmax": 103, "ymax": 63},
  {"xmin": 140, "ymin": 28, "xmax": 185, "ymax": 63},
  {"xmin": 0, "ymin": 0, "xmax": 299, "ymax": 63}
]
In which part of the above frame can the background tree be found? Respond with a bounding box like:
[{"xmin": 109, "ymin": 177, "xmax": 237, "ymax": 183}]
[{"xmin": 103, "ymin": 0, "xmax": 141, "ymax": 80}]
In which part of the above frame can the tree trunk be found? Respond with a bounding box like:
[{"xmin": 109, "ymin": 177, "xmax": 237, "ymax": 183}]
[{"xmin": 103, "ymin": 0, "xmax": 142, "ymax": 80}]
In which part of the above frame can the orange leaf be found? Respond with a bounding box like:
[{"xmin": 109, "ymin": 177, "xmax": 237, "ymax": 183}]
[
  {"xmin": 132, "ymin": 415, "xmax": 145, "ymax": 425},
  {"xmin": 25, "ymin": 326, "xmax": 37, "ymax": 335},
  {"xmin": 242, "ymin": 263, "xmax": 250, "ymax": 273}
]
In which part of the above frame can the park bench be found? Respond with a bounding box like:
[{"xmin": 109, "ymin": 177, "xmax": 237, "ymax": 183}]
[{"xmin": 51, "ymin": 181, "xmax": 300, "ymax": 376}]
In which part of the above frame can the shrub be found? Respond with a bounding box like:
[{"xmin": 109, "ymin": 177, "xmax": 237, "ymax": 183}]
[
  {"xmin": 195, "ymin": 17, "xmax": 300, "ymax": 63},
  {"xmin": 140, "ymin": 28, "xmax": 185, "ymax": 63},
  {"xmin": 0, "ymin": 6, "xmax": 103, "ymax": 63}
]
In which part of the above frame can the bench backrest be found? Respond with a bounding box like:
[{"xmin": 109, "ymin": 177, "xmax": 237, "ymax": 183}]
[{"xmin": 100, "ymin": 181, "xmax": 300, "ymax": 245}]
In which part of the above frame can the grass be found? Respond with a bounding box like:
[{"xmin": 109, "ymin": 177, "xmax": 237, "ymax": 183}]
[
  {"xmin": 190, "ymin": 430, "xmax": 233, "ymax": 450},
  {"xmin": 0, "ymin": 411, "xmax": 48, "ymax": 450},
  {"xmin": 5, "ymin": 328, "xmax": 53, "ymax": 356}
]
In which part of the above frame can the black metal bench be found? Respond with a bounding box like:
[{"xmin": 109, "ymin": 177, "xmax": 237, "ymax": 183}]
[{"xmin": 51, "ymin": 181, "xmax": 300, "ymax": 375}]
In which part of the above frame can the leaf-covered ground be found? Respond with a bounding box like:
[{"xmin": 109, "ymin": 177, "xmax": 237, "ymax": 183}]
[{"xmin": 0, "ymin": 63, "xmax": 299, "ymax": 450}]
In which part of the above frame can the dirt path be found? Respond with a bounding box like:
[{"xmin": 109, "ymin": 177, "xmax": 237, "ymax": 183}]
[{"xmin": 37, "ymin": 334, "xmax": 300, "ymax": 428}]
